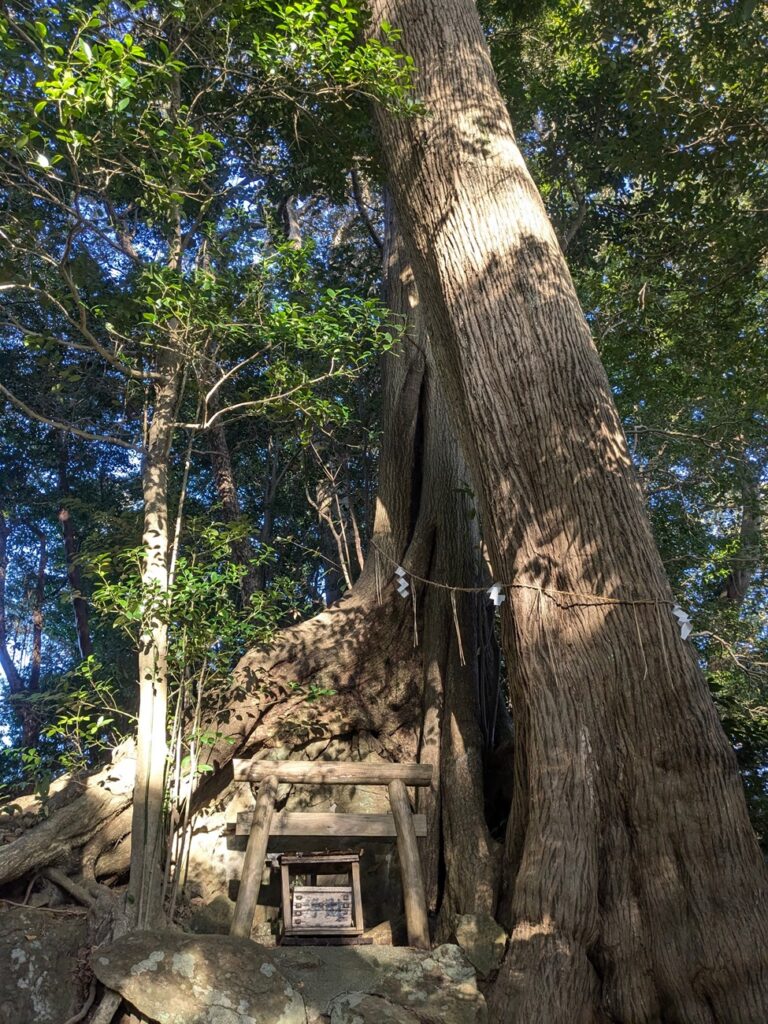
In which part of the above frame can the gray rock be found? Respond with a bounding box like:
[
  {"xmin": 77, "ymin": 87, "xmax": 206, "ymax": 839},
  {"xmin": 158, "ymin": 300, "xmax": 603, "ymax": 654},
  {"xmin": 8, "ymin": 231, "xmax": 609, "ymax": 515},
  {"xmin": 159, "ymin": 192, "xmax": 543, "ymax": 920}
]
[
  {"xmin": 274, "ymin": 943, "xmax": 486, "ymax": 1024},
  {"xmin": 273, "ymin": 945, "xmax": 417, "ymax": 1018},
  {"xmin": 0, "ymin": 905, "xmax": 88, "ymax": 1024},
  {"xmin": 92, "ymin": 930, "xmax": 306, "ymax": 1024},
  {"xmin": 451, "ymin": 913, "xmax": 507, "ymax": 980},
  {"xmin": 363, "ymin": 915, "xmax": 407, "ymax": 946},
  {"xmin": 187, "ymin": 895, "xmax": 233, "ymax": 935},
  {"xmin": 371, "ymin": 944, "xmax": 486, "ymax": 1023},
  {"xmin": 330, "ymin": 992, "xmax": 420, "ymax": 1023}
]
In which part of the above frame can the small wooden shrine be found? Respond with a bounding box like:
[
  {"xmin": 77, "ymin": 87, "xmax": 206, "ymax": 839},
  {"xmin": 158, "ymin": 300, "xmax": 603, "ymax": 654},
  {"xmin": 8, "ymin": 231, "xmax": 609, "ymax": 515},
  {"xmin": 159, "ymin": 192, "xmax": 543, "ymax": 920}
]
[
  {"xmin": 228, "ymin": 759, "xmax": 432, "ymax": 948},
  {"xmin": 279, "ymin": 851, "xmax": 363, "ymax": 944}
]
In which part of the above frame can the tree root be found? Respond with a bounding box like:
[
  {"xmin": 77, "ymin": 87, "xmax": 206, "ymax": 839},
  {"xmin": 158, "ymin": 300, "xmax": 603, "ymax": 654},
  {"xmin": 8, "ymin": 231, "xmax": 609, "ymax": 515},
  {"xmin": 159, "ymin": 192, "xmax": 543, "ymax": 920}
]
[
  {"xmin": 0, "ymin": 748, "xmax": 135, "ymax": 888},
  {"xmin": 43, "ymin": 867, "xmax": 101, "ymax": 909},
  {"xmin": 62, "ymin": 977, "xmax": 96, "ymax": 1024}
]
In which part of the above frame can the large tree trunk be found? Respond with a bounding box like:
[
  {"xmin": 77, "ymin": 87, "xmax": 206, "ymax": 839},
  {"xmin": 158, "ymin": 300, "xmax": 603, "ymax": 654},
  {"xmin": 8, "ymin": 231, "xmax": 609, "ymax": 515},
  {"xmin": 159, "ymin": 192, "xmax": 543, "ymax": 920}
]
[
  {"xmin": 228, "ymin": 198, "xmax": 500, "ymax": 923},
  {"xmin": 366, "ymin": 2, "xmax": 768, "ymax": 1021}
]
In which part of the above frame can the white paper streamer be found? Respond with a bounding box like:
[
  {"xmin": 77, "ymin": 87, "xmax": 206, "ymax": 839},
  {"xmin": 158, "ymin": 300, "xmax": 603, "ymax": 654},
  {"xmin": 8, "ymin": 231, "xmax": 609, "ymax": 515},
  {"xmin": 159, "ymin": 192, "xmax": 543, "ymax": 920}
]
[
  {"xmin": 488, "ymin": 582, "xmax": 506, "ymax": 607},
  {"xmin": 395, "ymin": 565, "xmax": 410, "ymax": 598},
  {"xmin": 672, "ymin": 604, "xmax": 693, "ymax": 640}
]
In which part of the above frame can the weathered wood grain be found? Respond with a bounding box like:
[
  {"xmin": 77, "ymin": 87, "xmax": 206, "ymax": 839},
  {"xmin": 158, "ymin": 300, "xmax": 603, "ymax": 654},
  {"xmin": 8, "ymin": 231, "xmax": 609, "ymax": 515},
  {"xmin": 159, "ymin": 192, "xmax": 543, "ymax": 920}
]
[
  {"xmin": 291, "ymin": 885, "xmax": 354, "ymax": 930},
  {"xmin": 388, "ymin": 779, "xmax": 430, "ymax": 949},
  {"xmin": 233, "ymin": 810, "xmax": 427, "ymax": 838},
  {"xmin": 233, "ymin": 759, "xmax": 432, "ymax": 786},
  {"xmin": 230, "ymin": 774, "xmax": 278, "ymax": 939}
]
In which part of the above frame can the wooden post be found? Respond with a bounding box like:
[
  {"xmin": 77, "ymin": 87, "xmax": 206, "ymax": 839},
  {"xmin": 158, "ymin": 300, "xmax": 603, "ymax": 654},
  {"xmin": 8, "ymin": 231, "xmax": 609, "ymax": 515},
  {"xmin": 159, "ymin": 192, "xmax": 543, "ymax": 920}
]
[
  {"xmin": 351, "ymin": 858, "xmax": 364, "ymax": 933},
  {"xmin": 280, "ymin": 861, "xmax": 292, "ymax": 934},
  {"xmin": 230, "ymin": 774, "xmax": 278, "ymax": 938},
  {"xmin": 388, "ymin": 779, "xmax": 430, "ymax": 949}
]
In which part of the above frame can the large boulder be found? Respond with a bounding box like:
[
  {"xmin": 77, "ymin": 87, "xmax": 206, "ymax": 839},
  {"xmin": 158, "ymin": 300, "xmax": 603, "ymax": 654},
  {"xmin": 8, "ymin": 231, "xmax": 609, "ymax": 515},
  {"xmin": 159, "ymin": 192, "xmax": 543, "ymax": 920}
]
[
  {"xmin": 274, "ymin": 943, "xmax": 486, "ymax": 1024},
  {"xmin": 0, "ymin": 904, "xmax": 88, "ymax": 1024},
  {"xmin": 187, "ymin": 895, "xmax": 233, "ymax": 936},
  {"xmin": 329, "ymin": 992, "xmax": 420, "ymax": 1023},
  {"xmin": 92, "ymin": 930, "xmax": 306, "ymax": 1024},
  {"xmin": 451, "ymin": 913, "xmax": 507, "ymax": 980}
]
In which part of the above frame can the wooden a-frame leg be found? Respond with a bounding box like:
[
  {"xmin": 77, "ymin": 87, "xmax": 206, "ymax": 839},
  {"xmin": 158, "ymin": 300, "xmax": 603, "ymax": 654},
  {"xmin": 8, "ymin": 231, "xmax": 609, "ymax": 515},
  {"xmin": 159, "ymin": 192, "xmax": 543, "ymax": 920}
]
[
  {"xmin": 388, "ymin": 779, "xmax": 430, "ymax": 949},
  {"xmin": 230, "ymin": 775, "xmax": 278, "ymax": 939}
]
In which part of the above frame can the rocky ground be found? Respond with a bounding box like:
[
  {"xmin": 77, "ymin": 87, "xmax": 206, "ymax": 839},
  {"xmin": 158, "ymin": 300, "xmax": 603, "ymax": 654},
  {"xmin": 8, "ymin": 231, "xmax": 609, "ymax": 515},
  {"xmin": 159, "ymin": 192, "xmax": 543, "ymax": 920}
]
[{"xmin": 0, "ymin": 903, "xmax": 507, "ymax": 1024}]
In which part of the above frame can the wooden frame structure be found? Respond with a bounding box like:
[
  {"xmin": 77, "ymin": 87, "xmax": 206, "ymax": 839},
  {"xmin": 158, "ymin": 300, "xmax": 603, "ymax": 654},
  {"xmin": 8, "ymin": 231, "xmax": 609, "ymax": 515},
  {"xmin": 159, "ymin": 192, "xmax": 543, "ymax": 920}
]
[{"xmin": 229, "ymin": 759, "xmax": 432, "ymax": 949}]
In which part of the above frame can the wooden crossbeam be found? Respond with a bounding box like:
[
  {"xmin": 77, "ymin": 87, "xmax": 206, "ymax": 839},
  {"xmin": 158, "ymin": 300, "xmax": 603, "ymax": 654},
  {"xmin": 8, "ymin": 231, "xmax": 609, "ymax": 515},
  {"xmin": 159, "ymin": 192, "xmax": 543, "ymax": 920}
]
[
  {"xmin": 232, "ymin": 810, "xmax": 428, "ymax": 838},
  {"xmin": 233, "ymin": 759, "xmax": 432, "ymax": 787}
]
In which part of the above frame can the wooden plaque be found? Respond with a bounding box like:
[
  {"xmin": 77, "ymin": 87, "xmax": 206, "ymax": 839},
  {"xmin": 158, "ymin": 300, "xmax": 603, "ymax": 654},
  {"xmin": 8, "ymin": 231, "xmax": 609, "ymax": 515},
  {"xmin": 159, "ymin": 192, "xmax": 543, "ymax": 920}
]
[{"xmin": 292, "ymin": 885, "xmax": 353, "ymax": 930}]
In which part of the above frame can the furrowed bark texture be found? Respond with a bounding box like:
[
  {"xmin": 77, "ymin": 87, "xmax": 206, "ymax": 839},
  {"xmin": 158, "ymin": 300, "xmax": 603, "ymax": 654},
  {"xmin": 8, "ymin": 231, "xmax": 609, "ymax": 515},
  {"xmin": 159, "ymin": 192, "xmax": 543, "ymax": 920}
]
[
  {"xmin": 367, "ymin": 2, "xmax": 768, "ymax": 1021},
  {"xmin": 376, "ymin": 198, "xmax": 499, "ymax": 924}
]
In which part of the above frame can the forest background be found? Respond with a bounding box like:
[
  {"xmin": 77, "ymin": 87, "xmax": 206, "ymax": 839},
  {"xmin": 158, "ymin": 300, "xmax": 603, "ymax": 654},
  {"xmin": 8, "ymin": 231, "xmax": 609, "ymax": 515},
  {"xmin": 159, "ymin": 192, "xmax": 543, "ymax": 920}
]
[{"xmin": 0, "ymin": 0, "xmax": 765, "ymax": 859}]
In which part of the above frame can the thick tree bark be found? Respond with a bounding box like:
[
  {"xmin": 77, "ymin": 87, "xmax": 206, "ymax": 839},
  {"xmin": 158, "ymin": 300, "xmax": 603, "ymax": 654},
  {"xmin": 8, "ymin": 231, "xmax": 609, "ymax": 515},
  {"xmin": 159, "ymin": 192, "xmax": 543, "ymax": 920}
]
[
  {"xmin": 228, "ymin": 198, "xmax": 500, "ymax": 922},
  {"xmin": 366, "ymin": 2, "xmax": 768, "ymax": 1021},
  {"xmin": 374, "ymin": 197, "xmax": 500, "ymax": 923}
]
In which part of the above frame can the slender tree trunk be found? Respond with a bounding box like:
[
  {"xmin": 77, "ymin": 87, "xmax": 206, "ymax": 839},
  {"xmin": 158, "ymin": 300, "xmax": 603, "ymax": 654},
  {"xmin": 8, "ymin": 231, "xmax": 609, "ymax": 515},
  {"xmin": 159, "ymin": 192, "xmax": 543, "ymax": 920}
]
[
  {"xmin": 129, "ymin": 350, "xmax": 181, "ymax": 928},
  {"xmin": 251, "ymin": 435, "xmax": 280, "ymax": 593},
  {"xmin": 57, "ymin": 434, "xmax": 92, "ymax": 659},
  {"xmin": 0, "ymin": 512, "xmax": 23, "ymax": 698},
  {"xmin": 0, "ymin": 513, "xmax": 46, "ymax": 745},
  {"xmin": 208, "ymin": 418, "xmax": 259, "ymax": 600},
  {"xmin": 723, "ymin": 466, "xmax": 762, "ymax": 605},
  {"xmin": 0, "ymin": 512, "xmax": 36, "ymax": 746},
  {"xmin": 367, "ymin": 2, "xmax": 768, "ymax": 1021},
  {"xmin": 26, "ymin": 523, "xmax": 46, "ymax": 698}
]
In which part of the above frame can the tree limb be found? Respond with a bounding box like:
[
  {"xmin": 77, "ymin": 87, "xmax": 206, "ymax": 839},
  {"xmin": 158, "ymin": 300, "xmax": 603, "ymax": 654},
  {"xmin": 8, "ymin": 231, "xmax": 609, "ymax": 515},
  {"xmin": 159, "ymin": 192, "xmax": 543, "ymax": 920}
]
[
  {"xmin": 0, "ymin": 382, "xmax": 140, "ymax": 450},
  {"xmin": 351, "ymin": 168, "xmax": 383, "ymax": 252}
]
